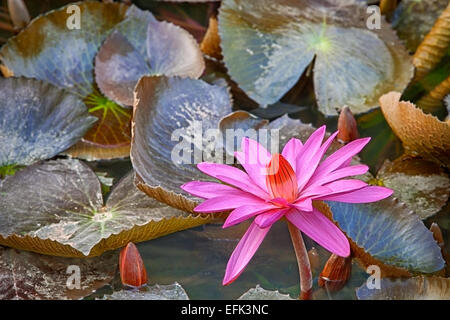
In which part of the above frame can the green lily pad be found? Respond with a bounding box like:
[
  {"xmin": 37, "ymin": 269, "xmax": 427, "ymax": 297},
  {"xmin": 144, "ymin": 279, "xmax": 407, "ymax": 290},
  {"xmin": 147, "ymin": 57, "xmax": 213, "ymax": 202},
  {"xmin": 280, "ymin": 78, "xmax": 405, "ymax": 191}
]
[
  {"xmin": 102, "ymin": 283, "xmax": 189, "ymax": 300},
  {"xmin": 0, "ymin": 247, "xmax": 118, "ymax": 300},
  {"xmin": 218, "ymin": 0, "xmax": 413, "ymax": 115},
  {"xmin": 326, "ymin": 197, "xmax": 445, "ymax": 274},
  {"xmin": 0, "ymin": 77, "xmax": 96, "ymax": 171},
  {"xmin": 95, "ymin": 5, "xmax": 205, "ymax": 107},
  {"xmin": 356, "ymin": 276, "xmax": 450, "ymax": 300},
  {"xmin": 393, "ymin": 0, "xmax": 448, "ymax": 52},
  {"xmin": 131, "ymin": 75, "xmax": 233, "ymax": 213},
  {"xmin": 376, "ymin": 156, "xmax": 450, "ymax": 220},
  {"xmin": 0, "ymin": 159, "xmax": 212, "ymax": 257},
  {"xmin": 238, "ymin": 285, "xmax": 294, "ymax": 300}
]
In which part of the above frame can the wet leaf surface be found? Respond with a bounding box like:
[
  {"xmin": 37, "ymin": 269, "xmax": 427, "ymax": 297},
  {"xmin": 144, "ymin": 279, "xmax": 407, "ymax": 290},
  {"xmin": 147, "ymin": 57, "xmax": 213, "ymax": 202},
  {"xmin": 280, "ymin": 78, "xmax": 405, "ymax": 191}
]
[
  {"xmin": 356, "ymin": 276, "xmax": 450, "ymax": 300},
  {"xmin": 218, "ymin": 0, "xmax": 413, "ymax": 115},
  {"xmin": 0, "ymin": 159, "xmax": 210, "ymax": 257},
  {"xmin": 131, "ymin": 75, "xmax": 232, "ymax": 212},
  {"xmin": 0, "ymin": 246, "xmax": 117, "ymax": 300},
  {"xmin": 376, "ymin": 156, "xmax": 450, "ymax": 219},
  {"xmin": 0, "ymin": 77, "xmax": 96, "ymax": 170}
]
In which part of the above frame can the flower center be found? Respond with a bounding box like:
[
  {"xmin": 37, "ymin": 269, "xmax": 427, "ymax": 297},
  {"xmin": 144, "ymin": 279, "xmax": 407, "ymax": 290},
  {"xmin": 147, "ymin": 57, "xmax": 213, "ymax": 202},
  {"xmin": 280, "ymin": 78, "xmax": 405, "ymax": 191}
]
[{"xmin": 266, "ymin": 153, "xmax": 298, "ymax": 203}]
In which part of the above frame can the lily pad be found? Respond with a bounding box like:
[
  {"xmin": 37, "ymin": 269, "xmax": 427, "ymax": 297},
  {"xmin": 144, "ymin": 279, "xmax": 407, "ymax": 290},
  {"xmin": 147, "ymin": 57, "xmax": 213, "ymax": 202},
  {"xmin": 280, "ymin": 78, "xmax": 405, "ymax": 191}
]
[
  {"xmin": 323, "ymin": 198, "xmax": 445, "ymax": 275},
  {"xmin": 0, "ymin": 2, "xmax": 140, "ymax": 160},
  {"xmin": 0, "ymin": 159, "xmax": 212, "ymax": 257},
  {"xmin": 0, "ymin": 77, "xmax": 96, "ymax": 171},
  {"xmin": 393, "ymin": 0, "xmax": 448, "ymax": 52},
  {"xmin": 102, "ymin": 283, "xmax": 189, "ymax": 300},
  {"xmin": 95, "ymin": 6, "xmax": 205, "ymax": 107},
  {"xmin": 356, "ymin": 276, "xmax": 450, "ymax": 300},
  {"xmin": 379, "ymin": 92, "xmax": 450, "ymax": 168},
  {"xmin": 0, "ymin": 247, "xmax": 118, "ymax": 300},
  {"xmin": 131, "ymin": 75, "xmax": 233, "ymax": 212},
  {"xmin": 238, "ymin": 285, "xmax": 294, "ymax": 300},
  {"xmin": 218, "ymin": 0, "xmax": 413, "ymax": 115},
  {"xmin": 376, "ymin": 156, "xmax": 450, "ymax": 219},
  {"xmin": 0, "ymin": 1, "xmax": 127, "ymax": 97}
]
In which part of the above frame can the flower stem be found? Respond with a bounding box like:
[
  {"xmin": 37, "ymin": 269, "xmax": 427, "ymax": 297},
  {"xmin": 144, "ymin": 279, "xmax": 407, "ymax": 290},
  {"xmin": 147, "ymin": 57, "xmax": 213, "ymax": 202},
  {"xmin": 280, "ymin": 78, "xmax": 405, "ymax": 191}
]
[{"xmin": 287, "ymin": 222, "xmax": 312, "ymax": 300}]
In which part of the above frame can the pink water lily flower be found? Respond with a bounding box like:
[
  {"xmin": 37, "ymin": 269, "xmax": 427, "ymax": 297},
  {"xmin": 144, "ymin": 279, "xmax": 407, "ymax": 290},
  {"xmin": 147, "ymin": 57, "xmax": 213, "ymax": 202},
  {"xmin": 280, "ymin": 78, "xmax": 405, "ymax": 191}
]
[{"xmin": 181, "ymin": 126, "xmax": 393, "ymax": 285}]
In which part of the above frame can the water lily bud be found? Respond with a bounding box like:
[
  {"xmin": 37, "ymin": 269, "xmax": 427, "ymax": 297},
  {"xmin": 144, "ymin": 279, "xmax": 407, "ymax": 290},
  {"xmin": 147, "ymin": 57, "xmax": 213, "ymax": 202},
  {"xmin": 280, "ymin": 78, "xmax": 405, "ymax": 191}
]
[
  {"xmin": 318, "ymin": 253, "xmax": 352, "ymax": 292},
  {"xmin": 119, "ymin": 242, "xmax": 148, "ymax": 288},
  {"xmin": 7, "ymin": 0, "xmax": 30, "ymax": 30},
  {"xmin": 337, "ymin": 106, "xmax": 359, "ymax": 143}
]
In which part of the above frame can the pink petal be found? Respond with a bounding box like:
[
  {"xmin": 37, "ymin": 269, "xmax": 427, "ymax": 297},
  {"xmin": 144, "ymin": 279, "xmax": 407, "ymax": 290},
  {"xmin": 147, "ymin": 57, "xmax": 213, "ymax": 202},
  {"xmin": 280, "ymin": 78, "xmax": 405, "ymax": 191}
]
[
  {"xmin": 295, "ymin": 126, "xmax": 326, "ymax": 189},
  {"xmin": 181, "ymin": 181, "xmax": 243, "ymax": 199},
  {"xmin": 286, "ymin": 208, "xmax": 350, "ymax": 257},
  {"xmin": 316, "ymin": 179, "xmax": 368, "ymax": 197},
  {"xmin": 291, "ymin": 198, "xmax": 313, "ymax": 212},
  {"xmin": 194, "ymin": 194, "xmax": 266, "ymax": 213},
  {"xmin": 223, "ymin": 204, "xmax": 276, "ymax": 228},
  {"xmin": 223, "ymin": 222, "xmax": 271, "ymax": 285},
  {"xmin": 315, "ymin": 186, "xmax": 393, "ymax": 203},
  {"xmin": 216, "ymin": 175, "xmax": 269, "ymax": 200},
  {"xmin": 255, "ymin": 208, "xmax": 289, "ymax": 228},
  {"xmin": 297, "ymin": 185, "xmax": 332, "ymax": 200},
  {"xmin": 312, "ymin": 137, "xmax": 371, "ymax": 182},
  {"xmin": 281, "ymin": 138, "xmax": 303, "ymax": 171},
  {"xmin": 235, "ymin": 137, "xmax": 272, "ymax": 192},
  {"xmin": 306, "ymin": 164, "xmax": 369, "ymax": 188},
  {"xmin": 197, "ymin": 162, "xmax": 249, "ymax": 182}
]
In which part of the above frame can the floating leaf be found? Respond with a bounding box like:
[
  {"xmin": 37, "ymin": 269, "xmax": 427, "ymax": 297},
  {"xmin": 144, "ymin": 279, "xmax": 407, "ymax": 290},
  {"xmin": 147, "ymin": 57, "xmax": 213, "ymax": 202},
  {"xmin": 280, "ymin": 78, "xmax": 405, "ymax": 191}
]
[
  {"xmin": 0, "ymin": 2, "xmax": 142, "ymax": 160},
  {"xmin": 218, "ymin": 0, "xmax": 413, "ymax": 115},
  {"xmin": 131, "ymin": 75, "xmax": 232, "ymax": 212},
  {"xmin": 0, "ymin": 159, "xmax": 212, "ymax": 257},
  {"xmin": 0, "ymin": 77, "xmax": 96, "ymax": 171},
  {"xmin": 376, "ymin": 156, "xmax": 450, "ymax": 219},
  {"xmin": 322, "ymin": 198, "xmax": 445, "ymax": 275},
  {"xmin": 356, "ymin": 276, "xmax": 450, "ymax": 300},
  {"xmin": 379, "ymin": 92, "xmax": 450, "ymax": 167},
  {"xmin": 95, "ymin": 6, "xmax": 205, "ymax": 107},
  {"xmin": 238, "ymin": 285, "xmax": 294, "ymax": 300},
  {"xmin": 0, "ymin": 247, "xmax": 117, "ymax": 300},
  {"xmin": 0, "ymin": 1, "xmax": 127, "ymax": 97},
  {"xmin": 393, "ymin": 0, "xmax": 448, "ymax": 52},
  {"xmin": 102, "ymin": 283, "xmax": 189, "ymax": 300},
  {"xmin": 413, "ymin": 2, "xmax": 450, "ymax": 81}
]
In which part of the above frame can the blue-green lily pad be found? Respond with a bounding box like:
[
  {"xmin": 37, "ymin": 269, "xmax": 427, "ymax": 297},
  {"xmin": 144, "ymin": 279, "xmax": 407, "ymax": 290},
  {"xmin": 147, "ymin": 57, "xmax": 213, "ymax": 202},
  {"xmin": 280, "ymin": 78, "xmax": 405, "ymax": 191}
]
[
  {"xmin": 131, "ymin": 75, "xmax": 233, "ymax": 213},
  {"xmin": 326, "ymin": 197, "xmax": 445, "ymax": 274},
  {"xmin": 218, "ymin": 0, "xmax": 413, "ymax": 115},
  {"xmin": 0, "ymin": 77, "xmax": 96, "ymax": 173}
]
